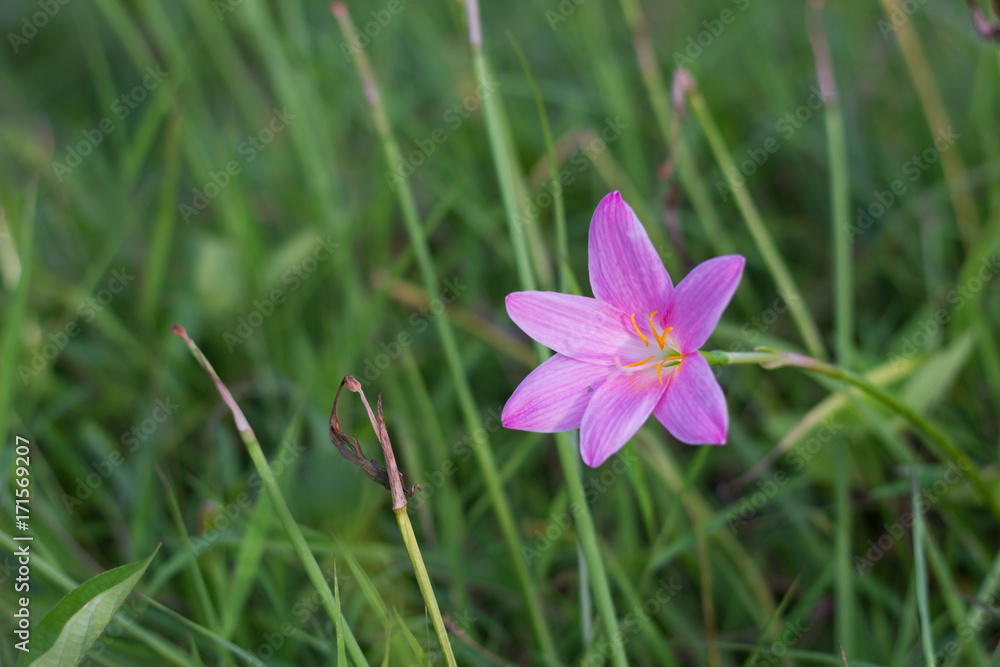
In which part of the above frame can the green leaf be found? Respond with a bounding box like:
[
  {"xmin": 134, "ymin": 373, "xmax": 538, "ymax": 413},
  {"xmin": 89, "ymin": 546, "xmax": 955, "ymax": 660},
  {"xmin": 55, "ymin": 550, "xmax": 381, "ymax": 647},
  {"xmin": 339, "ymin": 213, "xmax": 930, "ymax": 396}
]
[{"xmin": 18, "ymin": 545, "xmax": 159, "ymax": 667}]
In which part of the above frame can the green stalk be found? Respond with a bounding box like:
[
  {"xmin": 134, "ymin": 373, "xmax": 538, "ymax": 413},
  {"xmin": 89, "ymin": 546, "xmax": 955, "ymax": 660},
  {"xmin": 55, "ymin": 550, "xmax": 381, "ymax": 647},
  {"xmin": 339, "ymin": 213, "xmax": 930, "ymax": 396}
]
[
  {"xmin": 400, "ymin": 351, "xmax": 469, "ymax": 613},
  {"xmin": 345, "ymin": 376, "xmax": 457, "ymax": 666},
  {"xmin": 332, "ymin": 4, "xmax": 557, "ymax": 656},
  {"xmin": 913, "ymin": 477, "xmax": 936, "ymax": 666},
  {"xmin": 0, "ymin": 181, "xmax": 36, "ymax": 461},
  {"xmin": 807, "ymin": 3, "xmax": 853, "ymax": 366},
  {"xmin": 508, "ymin": 38, "xmax": 601, "ymax": 649},
  {"xmin": 878, "ymin": 0, "xmax": 980, "ymax": 247},
  {"xmin": 616, "ymin": 0, "xmax": 737, "ymax": 259},
  {"xmin": 467, "ymin": 16, "xmax": 534, "ymax": 294},
  {"xmin": 685, "ymin": 83, "xmax": 827, "ymax": 360},
  {"xmin": 551, "ymin": 433, "xmax": 628, "ymax": 667},
  {"xmin": 703, "ymin": 349, "xmax": 1000, "ymax": 522},
  {"xmin": 395, "ymin": 508, "xmax": 457, "ymax": 667},
  {"xmin": 171, "ymin": 326, "xmax": 369, "ymax": 666},
  {"xmin": 507, "ymin": 34, "xmax": 579, "ymax": 296},
  {"xmin": 333, "ymin": 561, "xmax": 347, "ymax": 665},
  {"xmin": 806, "ymin": 3, "xmax": 855, "ymax": 652},
  {"xmin": 464, "ymin": 2, "xmax": 627, "ymax": 665}
]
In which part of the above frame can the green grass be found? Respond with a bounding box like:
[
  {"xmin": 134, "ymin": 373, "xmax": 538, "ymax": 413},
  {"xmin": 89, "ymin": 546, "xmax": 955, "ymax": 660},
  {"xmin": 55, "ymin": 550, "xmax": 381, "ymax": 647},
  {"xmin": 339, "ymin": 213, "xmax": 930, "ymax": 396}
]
[{"xmin": 2, "ymin": 0, "xmax": 1000, "ymax": 665}]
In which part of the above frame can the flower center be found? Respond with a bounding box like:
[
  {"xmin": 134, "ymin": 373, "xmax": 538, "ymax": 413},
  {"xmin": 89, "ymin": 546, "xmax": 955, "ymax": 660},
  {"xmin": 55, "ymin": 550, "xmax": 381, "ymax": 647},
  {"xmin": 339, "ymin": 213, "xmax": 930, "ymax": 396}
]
[{"xmin": 625, "ymin": 311, "xmax": 684, "ymax": 383}]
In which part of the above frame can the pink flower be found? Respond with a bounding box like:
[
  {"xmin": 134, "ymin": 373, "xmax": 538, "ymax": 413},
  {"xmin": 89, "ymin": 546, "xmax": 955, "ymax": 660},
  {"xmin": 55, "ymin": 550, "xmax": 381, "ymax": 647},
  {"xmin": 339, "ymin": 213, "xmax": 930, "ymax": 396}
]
[{"xmin": 502, "ymin": 192, "xmax": 745, "ymax": 467}]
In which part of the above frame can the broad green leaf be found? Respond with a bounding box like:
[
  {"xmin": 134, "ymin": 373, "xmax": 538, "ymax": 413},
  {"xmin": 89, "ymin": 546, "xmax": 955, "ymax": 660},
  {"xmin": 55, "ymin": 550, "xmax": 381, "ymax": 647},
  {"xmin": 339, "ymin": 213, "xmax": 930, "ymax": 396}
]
[{"xmin": 18, "ymin": 545, "xmax": 159, "ymax": 667}]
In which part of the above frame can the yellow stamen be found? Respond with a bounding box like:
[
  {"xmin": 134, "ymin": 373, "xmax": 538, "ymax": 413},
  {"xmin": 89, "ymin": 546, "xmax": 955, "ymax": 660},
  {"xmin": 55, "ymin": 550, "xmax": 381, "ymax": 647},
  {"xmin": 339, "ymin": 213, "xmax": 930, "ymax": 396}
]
[
  {"xmin": 631, "ymin": 314, "xmax": 649, "ymax": 347},
  {"xmin": 658, "ymin": 326, "xmax": 673, "ymax": 350},
  {"xmin": 654, "ymin": 355, "xmax": 685, "ymax": 383},
  {"xmin": 625, "ymin": 355, "xmax": 655, "ymax": 367},
  {"xmin": 648, "ymin": 311, "xmax": 671, "ymax": 351}
]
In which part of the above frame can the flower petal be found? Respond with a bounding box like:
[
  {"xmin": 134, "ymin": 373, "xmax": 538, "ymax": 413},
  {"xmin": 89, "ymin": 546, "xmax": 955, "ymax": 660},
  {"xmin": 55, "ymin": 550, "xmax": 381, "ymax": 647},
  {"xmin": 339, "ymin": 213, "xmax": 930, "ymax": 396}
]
[
  {"xmin": 505, "ymin": 291, "xmax": 645, "ymax": 364},
  {"xmin": 654, "ymin": 353, "xmax": 728, "ymax": 445},
  {"xmin": 665, "ymin": 255, "xmax": 745, "ymax": 353},
  {"xmin": 588, "ymin": 191, "xmax": 673, "ymax": 314},
  {"xmin": 502, "ymin": 354, "xmax": 610, "ymax": 432},
  {"xmin": 579, "ymin": 369, "xmax": 667, "ymax": 467}
]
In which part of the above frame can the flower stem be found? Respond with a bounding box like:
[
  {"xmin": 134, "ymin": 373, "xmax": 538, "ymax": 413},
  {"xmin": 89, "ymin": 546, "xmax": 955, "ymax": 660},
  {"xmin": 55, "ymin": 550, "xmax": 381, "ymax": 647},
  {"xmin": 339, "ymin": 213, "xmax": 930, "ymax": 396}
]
[
  {"xmin": 553, "ymin": 432, "xmax": 629, "ymax": 667},
  {"xmin": 395, "ymin": 507, "xmax": 458, "ymax": 667},
  {"xmin": 704, "ymin": 349, "xmax": 1000, "ymax": 522}
]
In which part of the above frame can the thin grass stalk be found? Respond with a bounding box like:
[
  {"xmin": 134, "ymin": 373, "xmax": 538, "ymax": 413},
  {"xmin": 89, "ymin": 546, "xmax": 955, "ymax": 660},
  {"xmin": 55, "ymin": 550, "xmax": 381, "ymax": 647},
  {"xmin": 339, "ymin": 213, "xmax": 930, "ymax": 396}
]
[
  {"xmin": 507, "ymin": 34, "xmax": 579, "ymax": 296},
  {"xmin": 0, "ymin": 184, "xmax": 36, "ymax": 461},
  {"xmin": 913, "ymin": 476, "xmax": 936, "ymax": 666},
  {"xmin": 464, "ymin": 1, "xmax": 631, "ymax": 664},
  {"xmin": 616, "ymin": 0, "xmax": 736, "ymax": 258},
  {"xmin": 683, "ymin": 78, "xmax": 827, "ymax": 360},
  {"xmin": 878, "ymin": 0, "xmax": 980, "ymax": 246},
  {"xmin": 507, "ymin": 35, "xmax": 599, "ymax": 651},
  {"xmin": 395, "ymin": 508, "xmax": 457, "ymax": 667},
  {"xmin": 807, "ymin": 1, "xmax": 853, "ymax": 366},
  {"xmin": 345, "ymin": 376, "xmax": 457, "ymax": 667},
  {"xmin": 331, "ymin": 3, "xmax": 557, "ymax": 656},
  {"xmin": 806, "ymin": 2, "xmax": 856, "ymax": 652},
  {"xmin": 171, "ymin": 325, "xmax": 368, "ymax": 666}
]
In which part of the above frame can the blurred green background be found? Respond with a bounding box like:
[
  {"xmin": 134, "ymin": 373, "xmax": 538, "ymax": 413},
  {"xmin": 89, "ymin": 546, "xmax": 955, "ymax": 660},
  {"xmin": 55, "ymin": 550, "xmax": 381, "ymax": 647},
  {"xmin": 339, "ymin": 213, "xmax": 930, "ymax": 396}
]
[{"xmin": 2, "ymin": 0, "xmax": 1000, "ymax": 664}]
